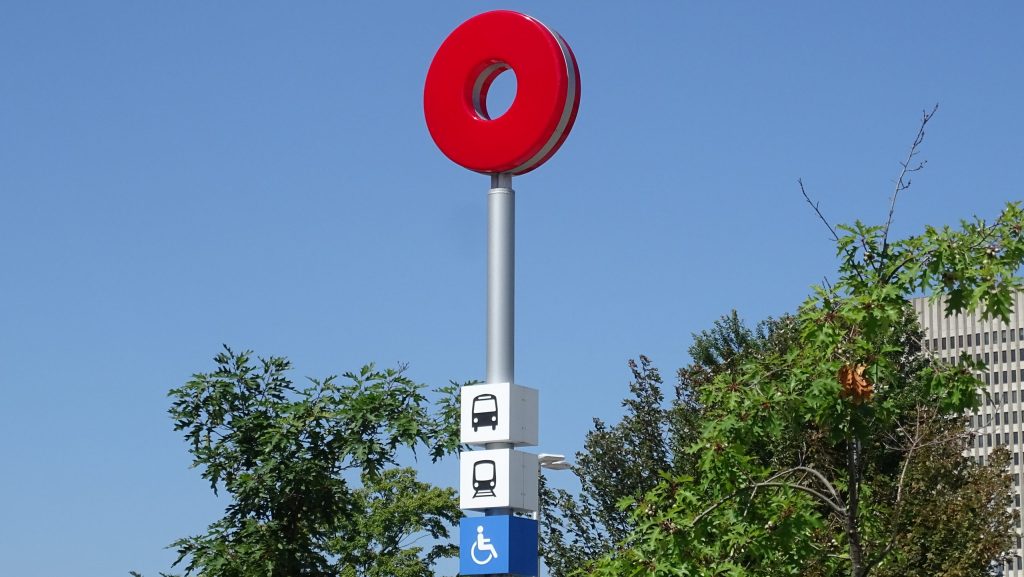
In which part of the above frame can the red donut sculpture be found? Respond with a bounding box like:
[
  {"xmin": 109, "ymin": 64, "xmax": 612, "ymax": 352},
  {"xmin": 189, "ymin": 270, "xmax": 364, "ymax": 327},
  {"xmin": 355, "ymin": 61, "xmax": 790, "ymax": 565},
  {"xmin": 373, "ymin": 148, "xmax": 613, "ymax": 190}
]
[{"xmin": 424, "ymin": 10, "xmax": 581, "ymax": 175}]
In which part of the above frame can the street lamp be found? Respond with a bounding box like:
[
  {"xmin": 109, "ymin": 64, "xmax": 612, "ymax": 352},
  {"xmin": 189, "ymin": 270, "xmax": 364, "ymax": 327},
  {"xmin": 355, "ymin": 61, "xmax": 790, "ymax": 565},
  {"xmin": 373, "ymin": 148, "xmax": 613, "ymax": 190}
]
[
  {"xmin": 538, "ymin": 453, "xmax": 572, "ymax": 471},
  {"xmin": 537, "ymin": 453, "xmax": 572, "ymax": 576}
]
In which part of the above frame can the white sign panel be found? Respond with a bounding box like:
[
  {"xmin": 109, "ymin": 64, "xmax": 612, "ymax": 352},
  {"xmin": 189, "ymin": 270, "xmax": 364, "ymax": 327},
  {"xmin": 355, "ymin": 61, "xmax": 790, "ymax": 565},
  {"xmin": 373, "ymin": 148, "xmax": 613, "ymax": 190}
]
[
  {"xmin": 461, "ymin": 383, "xmax": 538, "ymax": 446},
  {"xmin": 460, "ymin": 449, "xmax": 539, "ymax": 512}
]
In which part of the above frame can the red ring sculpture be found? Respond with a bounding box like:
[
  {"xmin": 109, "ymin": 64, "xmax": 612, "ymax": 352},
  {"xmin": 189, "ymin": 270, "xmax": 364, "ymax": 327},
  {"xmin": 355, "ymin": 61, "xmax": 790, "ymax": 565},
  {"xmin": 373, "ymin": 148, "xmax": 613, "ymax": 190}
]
[{"xmin": 424, "ymin": 10, "xmax": 581, "ymax": 175}]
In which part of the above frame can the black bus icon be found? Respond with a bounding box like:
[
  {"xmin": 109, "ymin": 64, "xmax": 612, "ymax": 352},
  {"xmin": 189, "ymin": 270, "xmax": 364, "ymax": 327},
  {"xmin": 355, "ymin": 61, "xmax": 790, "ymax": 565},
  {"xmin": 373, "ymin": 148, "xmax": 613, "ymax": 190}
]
[
  {"xmin": 472, "ymin": 394, "xmax": 498, "ymax": 432},
  {"xmin": 473, "ymin": 460, "xmax": 497, "ymax": 497}
]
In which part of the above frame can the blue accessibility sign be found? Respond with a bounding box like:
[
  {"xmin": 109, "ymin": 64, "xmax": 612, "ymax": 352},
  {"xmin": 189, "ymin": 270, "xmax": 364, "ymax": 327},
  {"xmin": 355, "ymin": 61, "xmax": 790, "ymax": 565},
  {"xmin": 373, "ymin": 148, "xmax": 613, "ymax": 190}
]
[{"xmin": 459, "ymin": 515, "xmax": 538, "ymax": 576}]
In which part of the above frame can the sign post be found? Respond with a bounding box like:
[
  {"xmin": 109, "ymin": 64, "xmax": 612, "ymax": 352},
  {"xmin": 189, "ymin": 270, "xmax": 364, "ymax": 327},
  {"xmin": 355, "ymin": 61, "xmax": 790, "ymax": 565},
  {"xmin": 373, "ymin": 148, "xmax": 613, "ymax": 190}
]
[{"xmin": 424, "ymin": 10, "xmax": 580, "ymax": 576}]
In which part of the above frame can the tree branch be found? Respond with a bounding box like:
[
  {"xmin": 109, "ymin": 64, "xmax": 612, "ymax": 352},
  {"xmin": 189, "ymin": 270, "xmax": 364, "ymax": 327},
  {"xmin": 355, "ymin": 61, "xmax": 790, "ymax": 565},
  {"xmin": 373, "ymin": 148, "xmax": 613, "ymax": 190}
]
[
  {"xmin": 800, "ymin": 178, "xmax": 840, "ymax": 242},
  {"xmin": 846, "ymin": 438, "xmax": 865, "ymax": 577},
  {"xmin": 882, "ymin": 104, "xmax": 938, "ymax": 249},
  {"xmin": 790, "ymin": 465, "xmax": 844, "ymax": 506},
  {"xmin": 690, "ymin": 466, "xmax": 847, "ymax": 527},
  {"xmin": 754, "ymin": 482, "xmax": 848, "ymax": 517},
  {"xmin": 894, "ymin": 406, "xmax": 925, "ymax": 505},
  {"xmin": 881, "ymin": 212, "xmax": 1001, "ymax": 287}
]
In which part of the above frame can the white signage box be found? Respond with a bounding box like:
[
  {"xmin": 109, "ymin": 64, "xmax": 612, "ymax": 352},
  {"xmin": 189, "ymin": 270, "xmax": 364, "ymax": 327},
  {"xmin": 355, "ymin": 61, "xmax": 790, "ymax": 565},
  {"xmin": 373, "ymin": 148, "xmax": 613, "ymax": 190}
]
[
  {"xmin": 460, "ymin": 383, "xmax": 538, "ymax": 446},
  {"xmin": 460, "ymin": 448, "xmax": 539, "ymax": 512}
]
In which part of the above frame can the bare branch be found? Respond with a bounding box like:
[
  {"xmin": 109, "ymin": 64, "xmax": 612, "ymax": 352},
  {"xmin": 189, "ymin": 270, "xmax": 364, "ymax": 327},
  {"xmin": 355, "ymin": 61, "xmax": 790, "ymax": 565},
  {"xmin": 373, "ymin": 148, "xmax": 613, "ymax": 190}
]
[
  {"xmin": 790, "ymin": 465, "xmax": 843, "ymax": 506},
  {"xmin": 895, "ymin": 407, "xmax": 926, "ymax": 505},
  {"xmin": 753, "ymin": 482, "xmax": 848, "ymax": 517},
  {"xmin": 800, "ymin": 178, "xmax": 840, "ymax": 242},
  {"xmin": 800, "ymin": 179, "xmax": 870, "ymax": 285},
  {"xmin": 690, "ymin": 466, "xmax": 847, "ymax": 527},
  {"xmin": 845, "ymin": 438, "xmax": 865, "ymax": 575},
  {"xmin": 882, "ymin": 104, "xmax": 938, "ymax": 247}
]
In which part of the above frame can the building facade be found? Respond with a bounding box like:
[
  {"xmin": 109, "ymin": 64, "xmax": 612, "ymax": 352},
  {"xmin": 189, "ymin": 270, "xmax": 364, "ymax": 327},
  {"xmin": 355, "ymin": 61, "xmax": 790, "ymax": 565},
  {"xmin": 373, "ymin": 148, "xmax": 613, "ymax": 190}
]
[{"xmin": 913, "ymin": 293, "xmax": 1024, "ymax": 575}]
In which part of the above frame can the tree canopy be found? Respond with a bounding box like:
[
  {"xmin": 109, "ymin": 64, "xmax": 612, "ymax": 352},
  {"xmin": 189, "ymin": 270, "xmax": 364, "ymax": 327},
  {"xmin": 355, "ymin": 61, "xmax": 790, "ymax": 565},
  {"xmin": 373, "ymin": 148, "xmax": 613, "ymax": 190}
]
[
  {"xmin": 162, "ymin": 349, "xmax": 462, "ymax": 577},
  {"xmin": 549, "ymin": 110, "xmax": 1024, "ymax": 577}
]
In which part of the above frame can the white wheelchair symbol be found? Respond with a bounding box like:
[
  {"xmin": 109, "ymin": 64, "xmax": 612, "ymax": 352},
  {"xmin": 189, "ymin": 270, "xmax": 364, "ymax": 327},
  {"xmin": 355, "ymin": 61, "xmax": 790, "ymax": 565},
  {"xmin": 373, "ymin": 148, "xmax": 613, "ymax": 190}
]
[{"xmin": 471, "ymin": 525, "xmax": 499, "ymax": 565}]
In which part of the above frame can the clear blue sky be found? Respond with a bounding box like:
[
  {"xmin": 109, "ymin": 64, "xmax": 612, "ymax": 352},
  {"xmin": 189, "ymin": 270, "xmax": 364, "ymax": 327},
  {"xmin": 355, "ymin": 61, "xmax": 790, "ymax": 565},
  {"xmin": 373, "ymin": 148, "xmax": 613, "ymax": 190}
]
[{"xmin": 2, "ymin": 2, "xmax": 1022, "ymax": 576}]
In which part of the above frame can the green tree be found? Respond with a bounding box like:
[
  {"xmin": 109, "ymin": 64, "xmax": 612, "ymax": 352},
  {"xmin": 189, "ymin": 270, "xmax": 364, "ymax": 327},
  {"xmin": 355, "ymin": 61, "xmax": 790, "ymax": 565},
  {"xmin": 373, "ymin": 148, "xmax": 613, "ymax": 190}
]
[
  {"xmin": 336, "ymin": 468, "xmax": 459, "ymax": 577},
  {"xmin": 577, "ymin": 111, "xmax": 1024, "ymax": 576},
  {"xmin": 542, "ymin": 355, "xmax": 675, "ymax": 576},
  {"xmin": 542, "ymin": 314, "xmax": 787, "ymax": 576},
  {"xmin": 163, "ymin": 347, "xmax": 462, "ymax": 577}
]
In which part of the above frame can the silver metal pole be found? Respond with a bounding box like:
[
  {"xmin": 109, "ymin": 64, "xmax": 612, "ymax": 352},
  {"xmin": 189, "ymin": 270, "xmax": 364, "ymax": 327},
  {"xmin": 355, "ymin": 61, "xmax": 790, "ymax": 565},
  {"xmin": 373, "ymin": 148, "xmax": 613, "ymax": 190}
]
[
  {"xmin": 486, "ymin": 172, "xmax": 514, "ymax": 386},
  {"xmin": 485, "ymin": 173, "xmax": 514, "ymax": 530}
]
